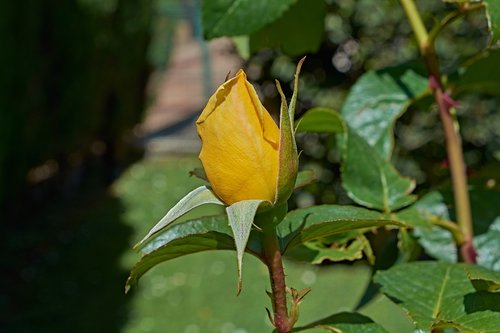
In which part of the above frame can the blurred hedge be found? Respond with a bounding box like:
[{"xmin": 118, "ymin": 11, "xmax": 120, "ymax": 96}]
[{"xmin": 0, "ymin": 0, "xmax": 153, "ymax": 214}]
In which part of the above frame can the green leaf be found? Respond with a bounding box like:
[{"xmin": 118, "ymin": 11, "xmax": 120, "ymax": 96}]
[
  {"xmin": 285, "ymin": 236, "xmax": 366, "ymax": 264},
  {"xmin": 201, "ymin": 0, "xmax": 296, "ymax": 39},
  {"xmin": 485, "ymin": 0, "xmax": 500, "ymax": 43},
  {"xmin": 293, "ymin": 312, "xmax": 389, "ymax": 332},
  {"xmin": 395, "ymin": 192, "xmax": 458, "ymax": 262},
  {"xmin": 232, "ymin": 35, "xmax": 250, "ymax": 59},
  {"xmin": 226, "ymin": 199, "xmax": 264, "ymax": 294},
  {"xmin": 126, "ymin": 215, "xmax": 235, "ymax": 292},
  {"xmin": 374, "ymin": 261, "xmax": 500, "ymax": 333},
  {"xmin": 415, "ymin": 226, "xmax": 457, "ymax": 262},
  {"xmin": 248, "ymin": 0, "xmax": 326, "ymax": 56},
  {"xmin": 474, "ymin": 216, "xmax": 500, "ymax": 271},
  {"xmin": 405, "ymin": 192, "xmax": 457, "ymax": 262},
  {"xmin": 440, "ymin": 185, "xmax": 500, "ymax": 267},
  {"xmin": 341, "ymin": 67, "xmax": 428, "ymax": 159},
  {"xmin": 135, "ymin": 186, "xmax": 224, "ymax": 251},
  {"xmin": 397, "ymin": 228, "xmax": 421, "ymax": 263},
  {"xmin": 341, "ymin": 130, "xmax": 416, "ymax": 212},
  {"xmin": 296, "ymin": 107, "xmax": 345, "ymax": 134},
  {"xmin": 396, "ymin": 192, "xmax": 448, "ymax": 229},
  {"xmin": 278, "ymin": 205, "xmax": 405, "ymax": 252},
  {"xmin": 465, "ymin": 265, "xmax": 500, "ymax": 292},
  {"xmin": 453, "ymin": 49, "xmax": 500, "ymax": 96},
  {"xmin": 294, "ymin": 169, "xmax": 316, "ymax": 189}
]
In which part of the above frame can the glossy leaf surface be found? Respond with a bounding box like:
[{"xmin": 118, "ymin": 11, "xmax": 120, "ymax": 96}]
[
  {"xmin": 278, "ymin": 205, "xmax": 404, "ymax": 252},
  {"xmin": 202, "ymin": 0, "xmax": 295, "ymax": 38},
  {"xmin": 399, "ymin": 192, "xmax": 457, "ymax": 262},
  {"xmin": 474, "ymin": 216, "xmax": 500, "ymax": 271},
  {"xmin": 375, "ymin": 261, "xmax": 500, "ymax": 332},
  {"xmin": 285, "ymin": 236, "xmax": 369, "ymax": 264},
  {"xmin": 341, "ymin": 130, "xmax": 416, "ymax": 212},
  {"xmin": 341, "ymin": 67, "xmax": 428, "ymax": 159}
]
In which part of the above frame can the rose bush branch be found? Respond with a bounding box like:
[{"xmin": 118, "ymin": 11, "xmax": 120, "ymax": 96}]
[
  {"xmin": 399, "ymin": 0, "xmax": 476, "ymax": 262},
  {"xmin": 258, "ymin": 207, "xmax": 291, "ymax": 333}
]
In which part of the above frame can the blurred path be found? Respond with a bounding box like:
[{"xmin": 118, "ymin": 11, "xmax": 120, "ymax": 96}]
[{"xmin": 140, "ymin": 21, "xmax": 242, "ymax": 156}]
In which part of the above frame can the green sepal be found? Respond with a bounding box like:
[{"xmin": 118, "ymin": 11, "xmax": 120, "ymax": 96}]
[
  {"xmin": 274, "ymin": 58, "xmax": 305, "ymax": 205},
  {"xmin": 134, "ymin": 185, "xmax": 224, "ymax": 251},
  {"xmin": 226, "ymin": 199, "xmax": 266, "ymax": 295}
]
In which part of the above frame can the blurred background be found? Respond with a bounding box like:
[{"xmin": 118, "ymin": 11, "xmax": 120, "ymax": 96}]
[{"xmin": 1, "ymin": 0, "xmax": 498, "ymax": 332}]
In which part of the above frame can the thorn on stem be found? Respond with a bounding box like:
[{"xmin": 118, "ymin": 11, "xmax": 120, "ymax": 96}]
[{"xmin": 265, "ymin": 307, "xmax": 274, "ymax": 325}]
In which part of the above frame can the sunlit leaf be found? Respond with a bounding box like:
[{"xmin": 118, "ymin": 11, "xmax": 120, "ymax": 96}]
[
  {"xmin": 296, "ymin": 107, "xmax": 345, "ymax": 134},
  {"xmin": 341, "ymin": 67, "xmax": 428, "ymax": 159},
  {"xmin": 474, "ymin": 216, "xmax": 500, "ymax": 271},
  {"xmin": 285, "ymin": 237, "xmax": 365, "ymax": 264},
  {"xmin": 341, "ymin": 130, "xmax": 416, "ymax": 212},
  {"xmin": 375, "ymin": 261, "xmax": 500, "ymax": 332},
  {"xmin": 398, "ymin": 192, "xmax": 457, "ymax": 262},
  {"xmin": 278, "ymin": 205, "xmax": 405, "ymax": 252}
]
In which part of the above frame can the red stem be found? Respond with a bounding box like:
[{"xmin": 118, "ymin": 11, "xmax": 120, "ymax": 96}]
[{"xmin": 262, "ymin": 226, "xmax": 291, "ymax": 333}]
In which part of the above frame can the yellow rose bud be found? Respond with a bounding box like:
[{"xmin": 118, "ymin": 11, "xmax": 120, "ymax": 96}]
[{"xmin": 196, "ymin": 70, "xmax": 280, "ymax": 205}]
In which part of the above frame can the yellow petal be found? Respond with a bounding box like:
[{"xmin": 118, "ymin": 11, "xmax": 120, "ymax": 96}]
[{"xmin": 196, "ymin": 70, "xmax": 280, "ymax": 205}]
